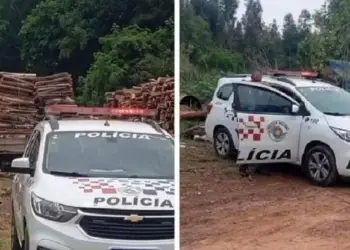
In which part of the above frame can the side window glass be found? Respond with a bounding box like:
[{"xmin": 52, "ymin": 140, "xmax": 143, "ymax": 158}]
[
  {"xmin": 272, "ymin": 86, "xmax": 302, "ymax": 103},
  {"xmin": 237, "ymin": 85, "xmax": 292, "ymax": 114},
  {"xmin": 28, "ymin": 131, "xmax": 41, "ymax": 168},
  {"xmin": 216, "ymin": 84, "xmax": 233, "ymax": 101},
  {"xmin": 24, "ymin": 131, "xmax": 37, "ymax": 157}
]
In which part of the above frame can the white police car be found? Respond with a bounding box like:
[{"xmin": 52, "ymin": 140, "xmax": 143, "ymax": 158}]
[
  {"xmin": 7, "ymin": 106, "xmax": 174, "ymax": 250},
  {"xmin": 205, "ymin": 72, "xmax": 350, "ymax": 186}
]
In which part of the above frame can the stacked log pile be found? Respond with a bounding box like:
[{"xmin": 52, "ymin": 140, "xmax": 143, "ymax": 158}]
[
  {"xmin": 0, "ymin": 72, "xmax": 75, "ymax": 154},
  {"xmin": 34, "ymin": 73, "xmax": 75, "ymax": 119},
  {"xmin": 0, "ymin": 73, "xmax": 37, "ymax": 153},
  {"xmin": 106, "ymin": 77, "xmax": 174, "ymax": 132}
]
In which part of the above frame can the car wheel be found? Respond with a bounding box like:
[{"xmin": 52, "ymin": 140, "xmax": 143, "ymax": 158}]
[
  {"xmin": 303, "ymin": 145, "xmax": 338, "ymax": 187},
  {"xmin": 11, "ymin": 208, "xmax": 22, "ymax": 250},
  {"xmin": 213, "ymin": 127, "xmax": 236, "ymax": 160}
]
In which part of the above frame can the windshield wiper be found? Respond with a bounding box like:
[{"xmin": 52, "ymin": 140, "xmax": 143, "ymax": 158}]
[
  {"xmin": 49, "ymin": 170, "xmax": 90, "ymax": 177},
  {"xmin": 90, "ymin": 169, "xmax": 125, "ymax": 173},
  {"xmin": 125, "ymin": 175, "xmax": 173, "ymax": 179},
  {"xmin": 324, "ymin": 112, "xmax": 347, "ymax": 116},
  {"xmin": 126, "ymin": 174, "xmax": 140, "ymax": 178}
]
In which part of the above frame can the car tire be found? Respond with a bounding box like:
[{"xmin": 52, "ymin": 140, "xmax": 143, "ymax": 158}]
[
  {"xmin": 213, "ymin": 127, "xmax": 236, "ymax": 160},
  {"xmin": 11, "ymin": 207, "xmax": 22, "ymax": 250},
  {"xmin": 303, "ymin": 145, "xmax": 338, "ymax": 187}
]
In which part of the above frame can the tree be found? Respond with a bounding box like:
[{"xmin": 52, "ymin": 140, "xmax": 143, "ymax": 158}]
[
  {"xmin": 241, "ymin": 0, "xmax": 264, "ymax": 56},
  {"xmin": 0, "ymin": 0, "xmax": 42, "ymax": 71},
  {"xmin": 20, "ymin": 0, "xmax": 173, "ymax": 77},
  {"xmin": 229, "ymin": 21, "xmax": 244, "ymax": 51},
  {"xmin": 18, "ymin": 0, "xmax": 174, "ymax": 106},
  {"xmin": 181, "ymin": 4, "xmax": 213, "ymax": 63},
  {"xmin": 78, "ymin": 24, "xmax": 174, "ymax": 105},
  {"xmin": 264, "ymin": 20, "xmax": 283, "ymax": 68},
  {"xmin": 282, "ymin": 13, "xmax": 299, "ymax": 69},
  {"xmin": 297, "ymin": 9, "xmax": 312, "ymax": 69},
  {"xmin": 297, "ymin": 9, "xmax": 312, "ymax": 39}
]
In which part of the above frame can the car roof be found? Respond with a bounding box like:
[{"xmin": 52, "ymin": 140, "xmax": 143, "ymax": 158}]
[
  {"xmin": 217, "ymin": 75, "xmax": 335, "ymax": 89},
  {"xmin": 38, "ymin": 119, "xmax": 163, "ymax": 134},
  {"xmin": 263, "ymin": 76, "xmax": 333, "ymax": 88}
]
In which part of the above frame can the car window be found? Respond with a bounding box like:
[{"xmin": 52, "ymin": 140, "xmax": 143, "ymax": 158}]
[
  {"xmin": 24, "ymin": 130, "xmax": 38, "ymax": 157},
  {"xmin": 28, "ymin": 131, "xmax": 40, "ymax": 168},
  {"xmin": 270, "ymin": 85, "xmax": 302, "ymax": 103},
  {"xmin": 237, "ymin": 85, "xmax": 293, "ymax": 114},
  {"xmin": 43, "ymin": 131, "xmax": 174, "ymax": 179},
  {"xmin": 216, "ymin": 84, "xmax": 233, "ymax": 101}
]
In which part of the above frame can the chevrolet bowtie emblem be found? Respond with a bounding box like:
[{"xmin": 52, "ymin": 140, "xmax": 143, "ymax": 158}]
[{"xmin": 124, "ymin": 214, "xmax": 143, "ymax": 223}]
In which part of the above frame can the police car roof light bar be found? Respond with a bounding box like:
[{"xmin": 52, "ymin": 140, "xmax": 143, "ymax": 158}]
[
  {"xmin": 44, "ymin": 105, "xmax": 156, "ymax": 117},
  {"xmin": 301, "ymin": 71, "xmax": 318, "ymax": 77},
  {"xmin": 268, "ymin": 70, "xmax": 318, "ymax": 78},
  {"xmin": 44, "ymin": 105, "xmax": 159, "ymax": 132}
]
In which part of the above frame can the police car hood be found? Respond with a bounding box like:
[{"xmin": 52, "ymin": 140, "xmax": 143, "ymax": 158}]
[
  {"xmin": 35, "ymin": 176, "xmax": 174, "ymax": 210},
  {"xmin": 324, "ymin": 115, "xmax": 350, "ymax": 131}
]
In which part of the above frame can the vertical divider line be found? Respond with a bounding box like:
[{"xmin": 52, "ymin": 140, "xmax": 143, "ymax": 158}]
[{"xmin": 174, "ymin": 0, "xmax": 181, "ymax": 248}]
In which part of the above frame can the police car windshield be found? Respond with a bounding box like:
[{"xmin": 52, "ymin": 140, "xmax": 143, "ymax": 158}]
[
  {"xmin": 43, "ymin": 131, "xmax": 174, "ymax": 179},
  {"xmin": 297, "ymin": 86, "xmax": 350, "ymax": 115}
]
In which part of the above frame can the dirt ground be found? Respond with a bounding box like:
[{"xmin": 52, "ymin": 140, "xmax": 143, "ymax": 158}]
[
  {"xmin": 181, "ymin": 139, "xmax": 350, "ymax": 250},
  {"xmin": 0, "ymin": 176, "xmax": 12, "ymax": 250}
]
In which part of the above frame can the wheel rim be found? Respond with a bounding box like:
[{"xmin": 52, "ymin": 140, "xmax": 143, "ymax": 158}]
[
  {"xmin": 215, "ymin": 132, "xmax": 230, "ymax": 156},
  {"xmin": 308, "ymin": 152, "xmax": 330, "ymax": 182}
]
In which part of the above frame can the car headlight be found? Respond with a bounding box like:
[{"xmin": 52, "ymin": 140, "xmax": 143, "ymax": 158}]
[
  {"xmin": 331, "ymin": 127, "xmax": 350, "ymax": 142},
  {"xmin": 31, "ymin": 193, "xmax": 77, "ymax": 222}
]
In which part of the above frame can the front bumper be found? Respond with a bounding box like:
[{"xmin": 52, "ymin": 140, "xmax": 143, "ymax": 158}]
[
  {"xmin": 331, "ymin": 139, "xmax": 350, "ymax": 177},
  {"xmin": 27, "ymin": 210, "xmax": 174, "ymax": 250}
]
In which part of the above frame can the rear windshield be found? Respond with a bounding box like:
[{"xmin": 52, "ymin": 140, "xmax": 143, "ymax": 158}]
[{"xmin": 43, "ymin": 131, "xmax": 174, "ymax": 179}]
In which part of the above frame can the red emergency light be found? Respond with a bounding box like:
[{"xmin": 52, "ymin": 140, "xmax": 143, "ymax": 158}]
[
  {"xmin": 251, "ymin": 71, "xmax": 262, "ymax": 82},
  {"xmin": 44, "ymin": 105, "xmax": 156, "ymax": 117},
  {"xmin": 267, "ymin": 69, "xmax": 318, "ymax": 78},
  {"xmin": 300, "ymin": 71, "xmax": 318, "ymax": 78}
]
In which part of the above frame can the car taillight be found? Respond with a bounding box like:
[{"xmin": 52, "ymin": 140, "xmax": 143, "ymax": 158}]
[{"xmin": 206, "ymin": 103, "xmax": 213, "ymax": 114}]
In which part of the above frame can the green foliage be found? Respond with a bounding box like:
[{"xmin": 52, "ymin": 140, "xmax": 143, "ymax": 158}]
[
  {"xmin": 181, "ymin": 1, "xmax": 244, "ymax": 99},
  {"xmin": 20, "ymin": 0, "xmax": 88, "ymax": 72},
  {"xmin": 181, "ymin": 69, "xmax": 222, "ymax": 103},
  {"xmin": 181, "ymin": 0, "xmax": 350, "ymax": 98},
  {"xmin": 0, "ymin": 0, "xmax": 173, "ymax": 105},
  {"xmin": 77, "ymin": 23, "xmax": 174, "ymax": 105},
  {"xmin": 198, "ymin": 48, "xmax": 244, "ymax": 72}
]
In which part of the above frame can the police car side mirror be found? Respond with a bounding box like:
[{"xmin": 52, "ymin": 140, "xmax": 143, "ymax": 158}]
[
  {"xmin": 4, "ymin": 158, "xmax": 34, "ymax": 175},
  {"xmin": 291, "ymin": 104, "xmax": 299, "ymax": 114},
  {"xmin": 12, "ymin": 157, "xmax": 29, "ymax": 168}
]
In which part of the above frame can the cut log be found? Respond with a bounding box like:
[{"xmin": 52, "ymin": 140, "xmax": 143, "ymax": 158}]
[
  {"xmin": 105, "ymin": 76, "xmax": 174, "ymax": 133},
  {"xmin": 0, "ymin": 72, "xmax": 75, "ymax": 154}
]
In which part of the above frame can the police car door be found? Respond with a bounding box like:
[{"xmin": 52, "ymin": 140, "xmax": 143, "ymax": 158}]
[
  {"xmin": 214, "ymin": 83, "xmax": 239, "ymax": 153},
  {"xmin": 234, "ymin": 83, "xmax": 302, "ymax": 164}
]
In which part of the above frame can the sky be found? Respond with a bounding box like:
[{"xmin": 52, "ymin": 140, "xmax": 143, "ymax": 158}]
[{"xmin": 236, "ymin": 0, "xmax": 326, "ymax": 28}]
